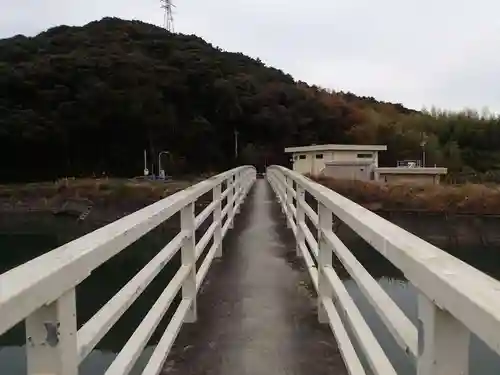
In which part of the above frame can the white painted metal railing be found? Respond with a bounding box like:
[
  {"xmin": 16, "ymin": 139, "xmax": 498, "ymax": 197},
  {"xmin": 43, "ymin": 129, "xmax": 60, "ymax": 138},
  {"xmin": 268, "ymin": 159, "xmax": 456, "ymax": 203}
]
[
  {"xmin": 0, "ymin": 166, "xmax": 256, "ymax": 375},
  {"xmin": 267, "ymin": 165, "xmax": 500, "ymax": 375}
]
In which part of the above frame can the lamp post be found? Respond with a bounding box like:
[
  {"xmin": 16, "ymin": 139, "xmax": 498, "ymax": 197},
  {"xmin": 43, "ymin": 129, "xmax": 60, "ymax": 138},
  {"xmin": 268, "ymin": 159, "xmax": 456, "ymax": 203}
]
[
  {"xmin": 143, "ymin": 150, "xmax": 149, "ymax": 176},
  {"xmin": 420, "ymin": 132, "xmax": 428, "ymax": 167},
  {"xmin": 420, "ymin": 140, "xmax": 427, "ymax": 167},
  {"xmin": 158, "ymin": 151, "xmax": 171, "ymax": 179}
]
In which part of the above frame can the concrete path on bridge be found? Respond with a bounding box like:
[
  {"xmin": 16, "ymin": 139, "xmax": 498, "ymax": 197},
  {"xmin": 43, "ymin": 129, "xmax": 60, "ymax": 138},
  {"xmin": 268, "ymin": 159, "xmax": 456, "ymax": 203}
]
[{"xmin": 164, "ymin": 179, "xmax": 347, "ymax": 375}]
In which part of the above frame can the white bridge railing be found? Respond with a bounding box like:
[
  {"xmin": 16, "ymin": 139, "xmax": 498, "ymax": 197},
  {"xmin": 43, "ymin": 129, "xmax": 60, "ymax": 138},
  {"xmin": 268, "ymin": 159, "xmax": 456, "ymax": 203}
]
[
  {"xmin": 267, "ymin": 165, "xmax": 500, "ymax": 375},
  {"xmin": 0, "ymin": 166, "xmax": 256, "ymax": 375}
]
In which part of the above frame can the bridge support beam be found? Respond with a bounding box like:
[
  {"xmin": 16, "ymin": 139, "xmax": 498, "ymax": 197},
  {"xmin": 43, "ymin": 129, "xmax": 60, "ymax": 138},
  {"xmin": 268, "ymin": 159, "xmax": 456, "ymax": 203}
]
[
  {"xmin": 182, "ymin": 202, "xmax": 197, "ymax": 322},
  {"xmin": 317, "ymin": 203, "xmax": 333, "ymax": 324},
  {"xmin": 25, "ymin": 288, "xmax": 78, "ymax": 375},
  {"xmin": 417, "ymin": 293, "xmax": 470, "ymax": 375}
]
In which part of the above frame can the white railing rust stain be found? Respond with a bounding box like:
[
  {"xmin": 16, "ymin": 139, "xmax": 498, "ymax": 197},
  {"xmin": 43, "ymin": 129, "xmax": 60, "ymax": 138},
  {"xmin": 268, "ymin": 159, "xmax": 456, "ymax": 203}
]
[
  {"xmin": 267, "ymin": 165, "xmax": 500, "ymax": 375},
  {"xmin": 0, "ymin": 166, "xmax": 256, "ymax": 375}
]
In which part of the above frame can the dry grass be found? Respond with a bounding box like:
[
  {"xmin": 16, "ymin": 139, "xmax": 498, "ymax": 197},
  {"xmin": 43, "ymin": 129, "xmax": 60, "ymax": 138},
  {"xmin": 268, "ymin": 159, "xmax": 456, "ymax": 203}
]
[
  {"xmin": 312, "ymin": 176, "xmax": 500, "ymax": 215},
  {"xmin": 0, "ymin": 177, "xmax": 198, "ymax": 209}
]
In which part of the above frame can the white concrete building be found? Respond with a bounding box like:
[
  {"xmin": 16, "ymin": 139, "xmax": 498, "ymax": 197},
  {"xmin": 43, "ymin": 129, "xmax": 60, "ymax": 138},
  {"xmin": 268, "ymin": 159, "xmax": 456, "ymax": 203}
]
[
  {"xmin": 376, "ymin": 167, "xmax": 448, "ymax": 185},
  {"xmin": 285, "ymin": 144, "xmax": 387, "ymax": 176}
]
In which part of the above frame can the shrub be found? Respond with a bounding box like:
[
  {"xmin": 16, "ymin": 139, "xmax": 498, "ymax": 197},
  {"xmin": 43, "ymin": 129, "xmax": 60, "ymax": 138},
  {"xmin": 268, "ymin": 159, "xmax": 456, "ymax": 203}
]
[{"xmin": 312, "ymin": 176, "xmax": 500, "ymax": 214}]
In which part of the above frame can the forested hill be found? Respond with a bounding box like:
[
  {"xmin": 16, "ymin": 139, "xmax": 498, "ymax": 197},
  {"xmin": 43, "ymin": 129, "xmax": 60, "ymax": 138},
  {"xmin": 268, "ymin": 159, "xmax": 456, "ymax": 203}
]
[
  {"xmin": 1, "ymin": 18, "xmax": 499, "ymax": 182},
  {"xmin": 0, "ymin": 17, "xmax": 406, "ymax": 181}
]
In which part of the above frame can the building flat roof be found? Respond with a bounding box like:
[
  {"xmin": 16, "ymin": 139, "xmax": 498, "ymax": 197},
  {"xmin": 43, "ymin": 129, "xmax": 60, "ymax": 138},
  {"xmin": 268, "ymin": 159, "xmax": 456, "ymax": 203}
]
[
  {"xmin": 376, "ymin": 167, "xmax": 448, "ymax": 175},
  {"xmin": 325, "ymin": 160, "xmax": 374, "ymax": 166},
  {"xmin": 284, "ymin": 144, "xmax": 387, "ymax": 153}
]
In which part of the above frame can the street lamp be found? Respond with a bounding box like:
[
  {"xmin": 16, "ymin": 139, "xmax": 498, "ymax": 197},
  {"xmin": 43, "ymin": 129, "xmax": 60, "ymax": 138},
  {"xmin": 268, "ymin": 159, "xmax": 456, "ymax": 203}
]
[
  {"xmin": 158, "ymin": 151, "xmax": 172, "ymax": 179},
  {"xmin": 420, "ymin": 140, "xmax": 427, "ymax": 167},
  {"xmin": 143, "ymin": 150, "xmax": 149, "ymax": 176}
]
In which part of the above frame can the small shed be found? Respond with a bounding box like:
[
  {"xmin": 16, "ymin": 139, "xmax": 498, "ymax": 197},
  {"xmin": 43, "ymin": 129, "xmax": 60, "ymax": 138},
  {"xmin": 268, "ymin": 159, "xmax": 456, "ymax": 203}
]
[
  {"xmin": 284, "ymin": 144, "xmax": 387, "ymax": 175},
  {"xmin": 376, "ymin": 167, "xmax": 448, "ymax": 185}
]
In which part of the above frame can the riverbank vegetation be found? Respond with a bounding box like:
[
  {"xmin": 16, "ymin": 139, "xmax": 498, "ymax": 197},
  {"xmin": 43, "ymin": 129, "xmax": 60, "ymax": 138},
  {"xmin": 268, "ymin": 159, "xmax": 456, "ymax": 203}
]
[
  {"xmin": 1, "ymin": 18, "xmax": 500, "ymax": 184},
  {"xmin": 313, "ymin": 176, "xmax": 500, "ymax": 215},
  {"xmin": 0, "ymin": 178, "xmax": 196, "ymax": 212}
]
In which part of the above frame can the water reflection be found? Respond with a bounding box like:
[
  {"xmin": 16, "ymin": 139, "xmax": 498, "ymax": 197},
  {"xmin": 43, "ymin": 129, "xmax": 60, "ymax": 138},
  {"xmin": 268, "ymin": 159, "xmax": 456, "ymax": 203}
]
[
  {"xmin": 342, "ymin": 243, "xmax": 500, "ymax": 375},
  {"xmin": 0, "ymin": 222, "xmax": 183, "ymax": 375},
  {"xmin": 0, "ymin": 346, "xmax": 154, "ymax": 375},
  {"xmin": 2, "ymin": 221, "xmax": 500, "ymax": 374}
]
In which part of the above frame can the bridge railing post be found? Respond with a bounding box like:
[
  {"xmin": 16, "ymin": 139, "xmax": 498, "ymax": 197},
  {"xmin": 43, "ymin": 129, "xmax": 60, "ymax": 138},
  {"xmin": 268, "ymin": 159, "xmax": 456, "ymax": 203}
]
[
  {"xmin": 271, "ymin": 173, "xmax": 282, "ymax": 207},
  {"xmin": 296, "ymin": 184, "xmax": 305, "ymax": 257},
  {"xmin": 244, "ymin": 170, "xmax": 252, "ymax": 198},
  {"xmin": 25, "ymin": 288, "xmax": 78, "ymax": 375},
  {"xmin": 283, "ymin": 176, "xmax": 289, "ymax": 218},
  {"xmin": 246, "ymin": 170, "xmax": 251, "ymax": 194},
  {"xmin": 239, "ymin": 171, "xmax": 245, "ymax": 205},
  {"xmin": 286, "ymin": 176, "xmax": 294, "ymax": 228},
  {"xmin": 234, "ymin": 171, "xmax": 240, "ymax": 214},
  {"xmin": 213, "ymin": 183, "xmax": 222, "ymax": 258},
  {"xmin": 277, "ymin": 174, "xmax": 283, "ymax": 213},
  {"xmin": 181, "ymin": 201, "xmax": 197, "ymax": 322},
  {"xmin": 270, "ymin": 173, "xmax": 278, "ymax": 204},
  {"xmin": 240, "ymin": 171, "xmax": 244, "ymax": 207},
  {"xmin": 317, "ymin": 202, "xmax": 333, "ymax": 323},
  {"xmin": 228, "ymin": 175, "xmax": 234, "ymax": 228},
  {"xmin": 417, "ymin": 293, "xmax": 470, "ymax": 375}
]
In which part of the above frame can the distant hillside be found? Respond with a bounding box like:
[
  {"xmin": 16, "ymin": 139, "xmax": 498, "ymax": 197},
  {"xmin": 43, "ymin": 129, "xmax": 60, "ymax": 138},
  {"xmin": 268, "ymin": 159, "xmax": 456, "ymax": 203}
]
[
  {"xmin": 0, "ymin": 17, "xmax": 498, "ymax": 182},
  {"xmin": 337, "ymin": 92, "xmax": 418, "ymax": 115}
]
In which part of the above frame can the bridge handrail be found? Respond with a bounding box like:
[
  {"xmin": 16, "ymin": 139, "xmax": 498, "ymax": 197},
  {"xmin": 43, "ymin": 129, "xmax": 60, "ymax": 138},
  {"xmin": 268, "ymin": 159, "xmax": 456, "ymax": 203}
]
[
  {"xmin": 267, "ymin": 165, "xmax": 500, "ymax": 375},
  {"xmin": 0, "ymin": 166, "xmax": 256, "ymax": 375}
]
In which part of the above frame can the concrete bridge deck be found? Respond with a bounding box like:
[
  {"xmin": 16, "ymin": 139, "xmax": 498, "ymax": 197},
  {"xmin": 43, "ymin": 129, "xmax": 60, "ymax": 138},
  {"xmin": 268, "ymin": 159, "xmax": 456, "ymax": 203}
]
[{"xmin": 165, "ymin": 179, "xmax": 347, "ymax": 374}]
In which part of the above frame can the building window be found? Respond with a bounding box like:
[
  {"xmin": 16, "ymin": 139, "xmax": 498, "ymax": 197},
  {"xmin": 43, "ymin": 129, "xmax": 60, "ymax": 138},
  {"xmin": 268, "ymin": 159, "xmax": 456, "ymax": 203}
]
[
  {"xmin": 357, "ymin": 153, "xmax": 373, "ymax": 159},
  {"xmin": 315, "ymin": 154, "xmax": 323, "ymax": 159},
  {"xmin": 299, "ymin": 155, "xmax": 306, "ymax": 160}
]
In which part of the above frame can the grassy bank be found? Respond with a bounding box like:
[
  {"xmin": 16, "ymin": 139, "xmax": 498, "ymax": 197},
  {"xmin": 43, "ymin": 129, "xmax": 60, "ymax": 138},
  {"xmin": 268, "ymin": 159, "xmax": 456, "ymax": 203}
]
[
  {"xmin": 0, "ymin": 177, "xmax": 201, "ymax": 213},
  {"xmin": 312, "ymin": 176, "xmax": 500, "ymax": 215}
]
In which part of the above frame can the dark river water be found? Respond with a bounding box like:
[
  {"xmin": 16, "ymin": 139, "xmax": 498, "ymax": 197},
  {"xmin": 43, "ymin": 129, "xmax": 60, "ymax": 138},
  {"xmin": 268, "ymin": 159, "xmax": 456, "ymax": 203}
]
[{"xmin": 1, "ymin": 218, "xmax": 500, "ymax": 374}]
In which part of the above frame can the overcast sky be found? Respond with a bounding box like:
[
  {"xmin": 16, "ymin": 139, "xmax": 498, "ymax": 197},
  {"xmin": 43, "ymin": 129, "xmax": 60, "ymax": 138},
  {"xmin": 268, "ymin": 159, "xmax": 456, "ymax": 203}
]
[{"xmin": 2, "ymin": 0, "xmax": 500, "ymax": 112}]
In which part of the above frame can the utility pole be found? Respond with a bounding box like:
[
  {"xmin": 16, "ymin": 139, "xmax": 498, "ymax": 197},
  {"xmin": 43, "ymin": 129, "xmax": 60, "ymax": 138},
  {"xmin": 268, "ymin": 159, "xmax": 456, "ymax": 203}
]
[
  {"xmin": 234, "ymin": 129, "xmax": 239, "ymax": 159},
  {"xmin": 420, "ymin": 132, "xmax": 427, "ymax": 167}
]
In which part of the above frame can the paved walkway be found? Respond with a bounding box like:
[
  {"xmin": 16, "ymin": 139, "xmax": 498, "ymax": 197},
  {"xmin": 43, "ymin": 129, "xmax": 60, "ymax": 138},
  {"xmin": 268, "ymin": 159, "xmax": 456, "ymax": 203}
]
[{"xmin": 164, "ymin": 179, "xmax": 347, "ymax": 375}]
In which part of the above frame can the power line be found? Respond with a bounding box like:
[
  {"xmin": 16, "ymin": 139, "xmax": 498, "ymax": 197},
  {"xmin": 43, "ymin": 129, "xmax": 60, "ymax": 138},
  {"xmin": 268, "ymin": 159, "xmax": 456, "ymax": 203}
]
[{"xmin": 160, "ymin": 0, "xmax": 175, "ymax": 32}]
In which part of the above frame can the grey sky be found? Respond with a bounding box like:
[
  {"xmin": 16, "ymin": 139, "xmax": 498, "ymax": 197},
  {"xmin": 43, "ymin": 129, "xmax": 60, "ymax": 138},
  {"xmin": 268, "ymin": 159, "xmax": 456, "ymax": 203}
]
[{"xmin": 2, "ymin": 0, "xmax": 500, "ymax": 112}]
